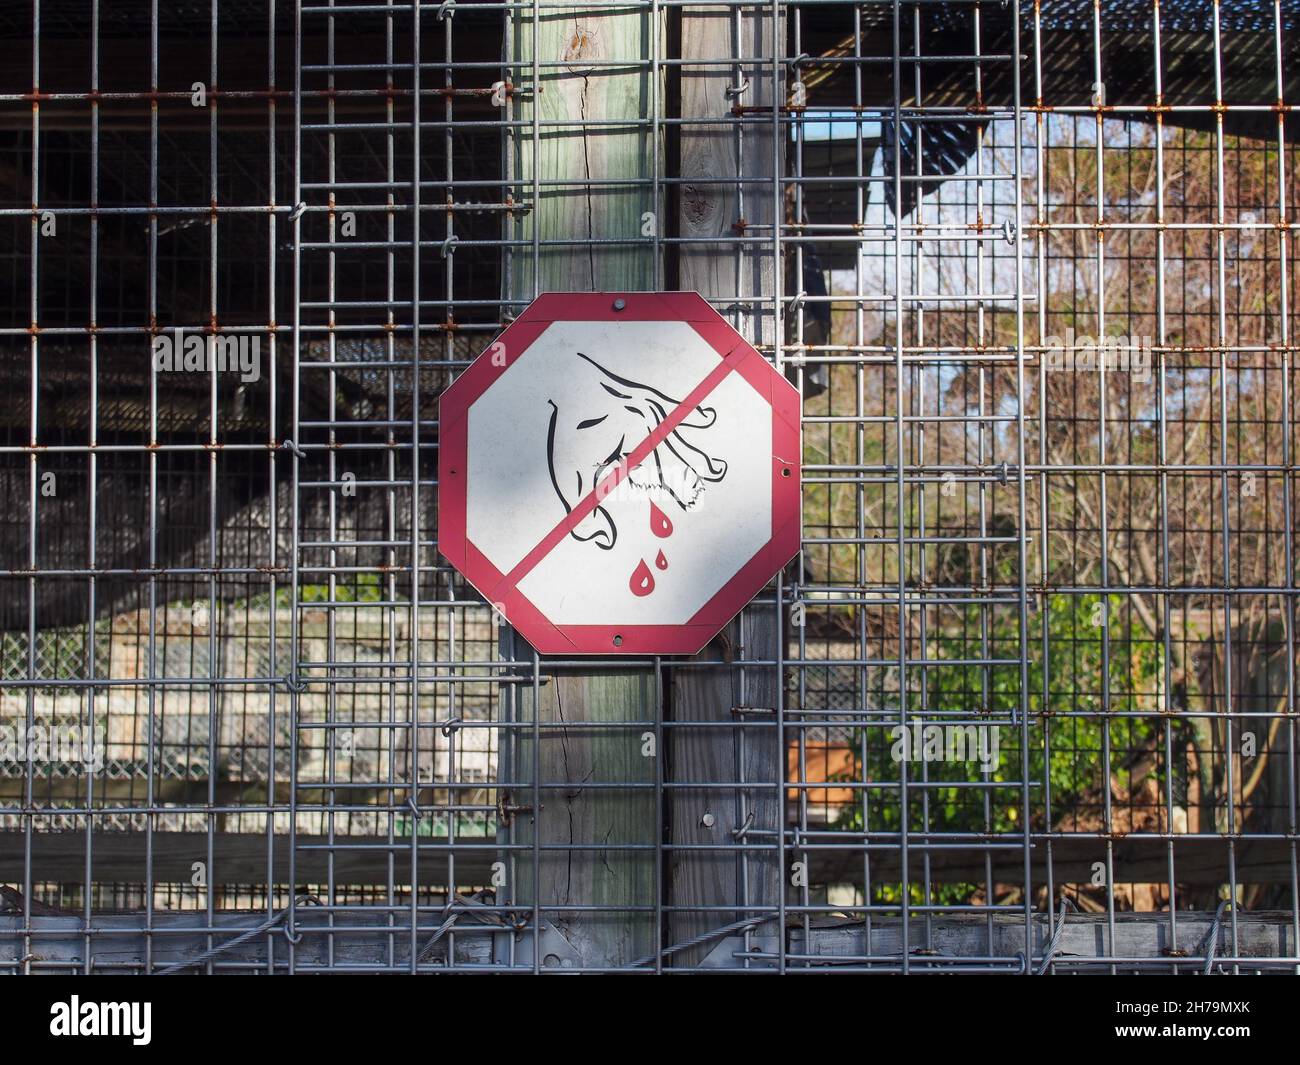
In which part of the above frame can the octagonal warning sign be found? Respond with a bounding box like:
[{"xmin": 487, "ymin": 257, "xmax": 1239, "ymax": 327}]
[{"xmin": 437, "ymin": 291, "xmax": 800, "ymax": 655}]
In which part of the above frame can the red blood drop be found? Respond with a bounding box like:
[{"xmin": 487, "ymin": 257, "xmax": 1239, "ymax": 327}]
[
  {"xmin": 649, "ymin": 502, "xmax": 673, "ymax": 538},
  {"xmin": 655, "ymin": 550, "xmax": 668, "ymax": 570},
  {"xmin": 629, "ymin": 558, "xmax": 655, "ymax": 597}
]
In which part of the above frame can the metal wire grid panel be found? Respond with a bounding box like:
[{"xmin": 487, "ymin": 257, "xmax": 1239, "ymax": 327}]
[{"xmin": 0, "ymin": 0, "xmax": 1298, "ymax": 972}]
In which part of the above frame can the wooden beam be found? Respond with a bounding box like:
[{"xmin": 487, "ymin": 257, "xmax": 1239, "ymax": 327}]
[
  {"xmin": 501, "ymin": 0, "xmax": 663, "ymax": 969},
  {"xmin": 0, "ymin": 910, "xmax": 498, "ymax": 971},
  {"xmin": 787, "ymin": 911, "xmax": 1299, "ymax": 972},
  {"xmin": 0, "ymin": 831, "xmax": 496, "ymax": 888},
  {"xmin": 508, "ymin": 4, "xmax": 661, "ymax": 297},
  {"xmin": 808, "ymin": 836, "xmax": 1300, "ymax": 890},
  {"xmin": 1, "ymin": 831, "xmax": 1292, "ymax": 889},
  {"xmin": 667, "ymin": 3, "xmax": 784, "ymax": 966},
  {"xmin": 4, "ymin": 910, "xmax": 1293, "ymax": 972}
]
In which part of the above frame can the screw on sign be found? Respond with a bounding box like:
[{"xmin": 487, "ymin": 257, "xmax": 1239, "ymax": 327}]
[{"xmin": 438, "ymin": 292, "xmax": 800, "ymax": 655}]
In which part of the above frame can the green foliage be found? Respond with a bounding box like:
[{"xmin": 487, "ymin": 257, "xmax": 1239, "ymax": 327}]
[
  {"xmin": 253, "ymin": 570, "xmax": 387, "ymax": 608},
  {"xmin": 298, "ymin": 570, "xmax": 385, "ymax": 604},
  {"xmin": 828, "ymin": 593, "xmax": 1164, "ymax": 903}
]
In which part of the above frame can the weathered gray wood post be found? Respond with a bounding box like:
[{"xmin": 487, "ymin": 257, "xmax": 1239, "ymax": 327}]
[
  {"xmin": 667, "ymin": 4, "xmax": 785, "ymax": 966},
  {"xmin": 501, "ymin": 1, "xmax": 664, "ymax": 969}
]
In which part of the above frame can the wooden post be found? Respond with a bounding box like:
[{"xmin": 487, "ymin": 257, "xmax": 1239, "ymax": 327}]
[
  {"xmin": 667, "ymin": 5, "xmax": 785, "ymax": 965},
  {"xmin": 501, "ymin": 1, "xmax": 663, "ymax": 969}
]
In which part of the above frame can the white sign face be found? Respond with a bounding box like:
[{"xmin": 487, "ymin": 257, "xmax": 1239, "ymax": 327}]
[
  {"xmin": 439, "ymin": 291, "xmax": 800, "ymax": 656},
  {"xmin": 466, "ymin": 319, "xmax": 772, "ymax": 626}
]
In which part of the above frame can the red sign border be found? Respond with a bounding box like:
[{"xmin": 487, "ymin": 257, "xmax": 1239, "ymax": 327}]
[{"xmin": 438, "ymin": 291, "xmax": 801, "ymax": 656}]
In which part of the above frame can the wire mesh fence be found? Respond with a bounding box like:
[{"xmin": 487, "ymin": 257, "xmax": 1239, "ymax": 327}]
[{"xmin": 0, "ymin": 0, "xmax": 1298, "ymax": 972}]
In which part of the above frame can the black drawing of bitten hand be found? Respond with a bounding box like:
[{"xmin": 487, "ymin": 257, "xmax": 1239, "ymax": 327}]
[{"xmin": 545, "ymin": 351, "xmax": 728, "ymax": 550}]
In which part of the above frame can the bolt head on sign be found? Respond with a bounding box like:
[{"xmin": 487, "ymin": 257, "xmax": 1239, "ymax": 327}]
[{"xmin": 438, "ymin": 292, "xmax": 801, "ymax": 655}]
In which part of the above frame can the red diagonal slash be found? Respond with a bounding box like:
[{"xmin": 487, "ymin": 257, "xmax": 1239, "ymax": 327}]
[{"xmin": 489, "ymin": 343, "xmax": 747, "ymax": 602}]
